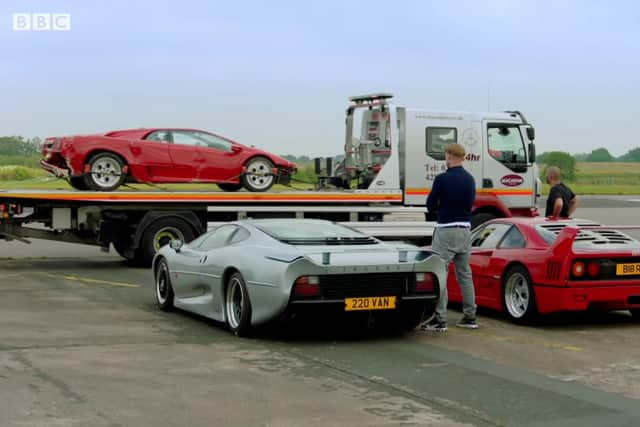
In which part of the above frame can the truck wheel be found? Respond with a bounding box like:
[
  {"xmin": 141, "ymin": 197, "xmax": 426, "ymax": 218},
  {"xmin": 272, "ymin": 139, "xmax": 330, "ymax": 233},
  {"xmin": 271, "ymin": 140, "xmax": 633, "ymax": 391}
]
[
  {"xmin": 139, "ymin": 217, "xmax": 195, "ymax": 267},
  {"xmin": 225, "ymin": 272, "xmax": 253, "ymax": 337},
  {"xmin": 69, "ymin": 176, "xmax": 89, "ymax": 190},
  {"xmin": 154, "ymin": 258, "xmax": 175, "ymax": 311},
  {"xmin": 242, "ymin": 157, "xmax": 275, "ymax": 192},
  {"xmin": 630, "ymin": 309, "xmax": 640, "ymax": 320},
  {"xmin": 113, "ymin": 242, "xmax": 134, "ymax": 261},
  {"xmin": 84, "ymin": 152, "xmax": 127, "ymax": 191},
  {"xmin": 502, "ymin": 265, "xmax": 538, "ymax": 324},
  {"xmin": 471, "ymin": 212, "xmax": 496, "ymax": 229},
  {"xmin": 217, "ymin": 183, "xmax": 243, "ymax": 192}
]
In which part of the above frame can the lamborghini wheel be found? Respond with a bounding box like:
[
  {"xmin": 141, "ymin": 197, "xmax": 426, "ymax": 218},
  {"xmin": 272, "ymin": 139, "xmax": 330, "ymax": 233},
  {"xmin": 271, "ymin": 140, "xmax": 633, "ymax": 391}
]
[
  {"xmin": 69, "ymin": 176, "xmax": 89, "ymax": 190},
  {"xmin": 225, "ymin": 272, "xmax": 253, "ymax": 337},
  {"xmin": 217, "ymin": 183, "xmax": 243, "ymax": 192},
  {"xmin": 242, "ymin": 157, "xmax": 275, "ymax": 192},
  {"xmin": 84, "ymin": 152, "xmax": 126, "ymax": 191}
]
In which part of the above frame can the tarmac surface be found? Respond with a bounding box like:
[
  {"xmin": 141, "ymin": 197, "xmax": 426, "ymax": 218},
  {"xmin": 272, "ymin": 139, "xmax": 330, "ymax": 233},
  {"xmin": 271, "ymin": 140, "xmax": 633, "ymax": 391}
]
[{"xmin": 1, "ymin": 196, "xmax": 639, "ymax": 426}]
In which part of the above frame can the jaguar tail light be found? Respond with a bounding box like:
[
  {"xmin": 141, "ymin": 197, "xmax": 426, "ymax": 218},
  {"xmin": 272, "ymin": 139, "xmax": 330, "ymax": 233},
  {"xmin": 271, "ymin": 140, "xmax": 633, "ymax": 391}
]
[
  {"xmin": 293, "ymin": 276, "xmax": 320, "ymax": 297},
  {"xmin": 416, "ymin": 272, "xmax": 437, "ymax": 293}
]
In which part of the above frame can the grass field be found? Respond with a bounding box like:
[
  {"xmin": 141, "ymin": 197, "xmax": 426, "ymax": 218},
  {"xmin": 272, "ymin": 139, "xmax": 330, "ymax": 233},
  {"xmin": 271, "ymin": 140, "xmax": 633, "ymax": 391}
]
[
  {"xmin": 0, "ymin": 162, "xmax": 638, "ymax": 195},
  {"xmin": 541, "ymin": 162, "xmax": 640, "ymax": 195},
  {"xmin": 574, "ymin": 162, "xmax": 640, "ymax": 186},
  {"xmin": 0, "ymin": 178, "xmax": 313, "ymax": 192}
]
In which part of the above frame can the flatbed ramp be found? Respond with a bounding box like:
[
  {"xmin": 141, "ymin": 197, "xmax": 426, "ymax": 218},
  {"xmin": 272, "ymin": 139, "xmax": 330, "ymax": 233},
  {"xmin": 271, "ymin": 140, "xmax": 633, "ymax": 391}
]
[
  {"xmin": 1, "ymin": 189, "xmax": 433, "ymax": 264},
  {"xmin": 0, "ymin": 190, "xmax": 403, "ymax": 204}
]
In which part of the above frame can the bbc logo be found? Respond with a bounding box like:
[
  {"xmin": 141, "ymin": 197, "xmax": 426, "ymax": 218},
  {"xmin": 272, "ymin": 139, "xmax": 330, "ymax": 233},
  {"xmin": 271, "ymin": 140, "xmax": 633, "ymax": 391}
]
[{"xmin": 13, "ymin": 13, "xmax": 71, "ymax": 31}]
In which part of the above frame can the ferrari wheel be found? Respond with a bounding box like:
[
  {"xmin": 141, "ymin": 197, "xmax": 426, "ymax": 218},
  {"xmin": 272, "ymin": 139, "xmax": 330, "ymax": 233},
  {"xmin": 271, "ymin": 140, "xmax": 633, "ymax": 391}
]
[
  {"xmin": 630, "ymin": 309, "xmax": 640, "ymax": 320},
  {"xmin": 502, "ymin": 265, "xmax": 538, "ymax": 323},
  {"xmin": 217, "ymin": 183, "xmax": 243, "ymax": 192},
  {"xmin": 242, "ymin": 157, "xmax": 275, "ymax": 192},
  {"xmin": 225, "ymin": 272, "xmax": 253, "ymax": 337},
  {"xmin": 84, "ymin": 152, "xmax": 126, "ymax": 191},
  {"xmin": 155, "ymin": 258, "xmax": 174, "ymax": 311},
  {"xmin": 69, "ymin": 176, "xmax": 89, "ymax": 190}
]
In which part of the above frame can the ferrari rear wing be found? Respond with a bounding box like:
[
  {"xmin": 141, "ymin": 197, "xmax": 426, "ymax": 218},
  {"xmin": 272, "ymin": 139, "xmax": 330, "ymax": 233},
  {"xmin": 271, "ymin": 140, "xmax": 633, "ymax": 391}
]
[
  {"xmin": 544, "ymin": 224, "xmax": 640, "ymax": 285},
  {"xmin": 550, "ymin": 224, "xmax": 640, "ymax": 258}
]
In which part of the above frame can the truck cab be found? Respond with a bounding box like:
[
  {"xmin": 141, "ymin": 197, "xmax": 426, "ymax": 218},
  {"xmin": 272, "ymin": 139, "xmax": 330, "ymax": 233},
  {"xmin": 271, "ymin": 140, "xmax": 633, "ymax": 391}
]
[{"xmin": 323, "ymin": 93, "xmax": 539, "ymax": 227}]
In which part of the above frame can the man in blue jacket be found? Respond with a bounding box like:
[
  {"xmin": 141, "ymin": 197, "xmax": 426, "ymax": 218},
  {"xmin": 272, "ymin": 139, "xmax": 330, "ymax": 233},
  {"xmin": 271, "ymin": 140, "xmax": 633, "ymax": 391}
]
[{"xmin": 422, "ymin": 143, "xmax": 478, "ymax": 332}]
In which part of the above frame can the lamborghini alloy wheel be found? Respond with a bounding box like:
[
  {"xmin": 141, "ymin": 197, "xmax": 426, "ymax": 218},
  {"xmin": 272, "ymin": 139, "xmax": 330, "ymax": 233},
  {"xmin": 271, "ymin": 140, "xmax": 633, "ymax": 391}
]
[{"xmin": 242, "ymin": 157, "xmax": 275, "ymax": 192}]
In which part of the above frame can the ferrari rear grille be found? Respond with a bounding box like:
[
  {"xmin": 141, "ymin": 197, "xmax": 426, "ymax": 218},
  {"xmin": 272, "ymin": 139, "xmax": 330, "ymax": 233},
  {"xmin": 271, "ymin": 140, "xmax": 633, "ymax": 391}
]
[
  {"xmin": 539, "ymin": 224, "xmax": 636, "ymax": 245},
  {"xmin": 319, "ymin": 273, "xmax": 416, "ymax": 299},
  {"xmin": 546, "ymin": 261, "xmax": 562, "ymax": 281}
]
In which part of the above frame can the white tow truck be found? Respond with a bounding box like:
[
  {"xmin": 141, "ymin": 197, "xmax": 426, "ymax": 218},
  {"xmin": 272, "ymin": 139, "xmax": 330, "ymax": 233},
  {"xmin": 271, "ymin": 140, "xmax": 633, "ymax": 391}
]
[{"xmin": 0, "ymin": 93, "xmax": 540, "ymax": 265}]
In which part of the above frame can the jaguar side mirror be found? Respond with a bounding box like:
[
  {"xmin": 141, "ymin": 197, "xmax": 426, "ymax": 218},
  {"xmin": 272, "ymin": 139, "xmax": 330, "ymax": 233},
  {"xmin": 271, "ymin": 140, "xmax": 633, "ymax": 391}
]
[{"xmin": 169, "ymin": 239, "xmax": 183, "ymax": 252}]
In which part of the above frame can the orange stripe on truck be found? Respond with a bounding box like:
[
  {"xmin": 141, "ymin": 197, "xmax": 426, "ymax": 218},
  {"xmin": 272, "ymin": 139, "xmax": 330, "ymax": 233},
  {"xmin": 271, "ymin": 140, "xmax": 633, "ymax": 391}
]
[
  {"xmin": 2, "ymin": 192, "xmax": 404, "ymax": 203},
  {"xmin": 406, "ymin": 188, "xmax": 533, "ymax": 196}
]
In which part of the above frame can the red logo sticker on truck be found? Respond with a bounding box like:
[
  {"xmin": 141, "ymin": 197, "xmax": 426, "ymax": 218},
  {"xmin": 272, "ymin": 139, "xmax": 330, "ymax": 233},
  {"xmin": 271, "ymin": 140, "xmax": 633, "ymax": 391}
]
[{"xmin": 500, "ymin": 174, "xmax": 524, "ymax": 187}]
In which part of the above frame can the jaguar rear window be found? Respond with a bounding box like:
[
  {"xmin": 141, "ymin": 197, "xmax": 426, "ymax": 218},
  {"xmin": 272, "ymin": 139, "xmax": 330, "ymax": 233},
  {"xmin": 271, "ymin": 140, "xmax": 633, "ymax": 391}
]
[{"xmin": 255, "ymin": 221, "xmax": 378, "ymax": 245}]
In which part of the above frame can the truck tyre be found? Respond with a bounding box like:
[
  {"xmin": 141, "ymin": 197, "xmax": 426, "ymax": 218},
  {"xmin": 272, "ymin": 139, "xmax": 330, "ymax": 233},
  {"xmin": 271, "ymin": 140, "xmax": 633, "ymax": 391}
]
[
  {"xmin": 471, "ymin": 212, "xmax": 496, "ymax": 229},
  {"xmin": 502, "ymin": 265, "xmax": 538, "ymax": 324},
  {"xmin": 630, "ymin": 309, "xmax": 640, "ymax": 320},
  {"xmin": 225, "ymin": 272, "xmax": 253, "ymax": 337},
  {"xmin": 139, "ymin": 217, "xmax": 195, "ymax": 267},
  {"xmin": 242, "ymin": 157, "xmax": 275, "ymax": 192},
  {"xmin": 69, "ymin": 176, "xmax": 89, "ymax": 191},
  {"xmin": 217, "ymin": 183, "xmax": 243, "ymax": 192},
  {"xmin": 113, "ymin": 242, "xmax": 134, "ymax": 261},
  {"xmin": 84, "ymin": 152, "xmax": 127, "ymax": 191}
]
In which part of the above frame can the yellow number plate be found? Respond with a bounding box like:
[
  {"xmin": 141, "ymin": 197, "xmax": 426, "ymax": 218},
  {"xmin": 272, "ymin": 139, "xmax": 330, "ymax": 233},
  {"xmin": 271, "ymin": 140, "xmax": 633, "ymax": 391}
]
[
  {"xmin": 616, "ymin": 263, "xmax": 640, "ymax": 276},
  {"xmin": 345, "ymin": 296, "xmax": 396, "ymax": 311}
]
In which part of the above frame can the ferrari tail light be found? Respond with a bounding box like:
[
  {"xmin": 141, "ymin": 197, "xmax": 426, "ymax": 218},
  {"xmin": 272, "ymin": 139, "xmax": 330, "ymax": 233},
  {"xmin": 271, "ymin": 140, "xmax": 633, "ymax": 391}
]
[
  {"xmin": 416, "ymin": 272, "xmax": 436, "ymax": 293},
  {"xmin": 587, "ymin": 261, "xmax": 601, "ymax": 278},
  {"xmin": 293, "ymin": 276, "xmax": 320, "ymax": 297},
  {"xmin": 571, "ymin": 261, "xmax": 586, "ymax": 278}
]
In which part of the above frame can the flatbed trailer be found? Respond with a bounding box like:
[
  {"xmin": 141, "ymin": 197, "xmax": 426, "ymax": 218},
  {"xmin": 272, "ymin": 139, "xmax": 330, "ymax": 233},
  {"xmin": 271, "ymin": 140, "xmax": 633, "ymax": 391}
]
[
  {"xmin": 1, "ymin": 93, "xmax": 543, "ymax": 265},
  {"xmin": 0, "ymin": 190, "xmax": 434, "ymax": 265}
]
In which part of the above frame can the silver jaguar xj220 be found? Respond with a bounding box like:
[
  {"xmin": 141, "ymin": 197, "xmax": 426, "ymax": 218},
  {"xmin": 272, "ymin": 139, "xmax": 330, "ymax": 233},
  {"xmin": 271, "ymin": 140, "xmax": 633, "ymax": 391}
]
[{"xmin": 153, "ymin": 219, "xmax": 445, "ymax": 336}]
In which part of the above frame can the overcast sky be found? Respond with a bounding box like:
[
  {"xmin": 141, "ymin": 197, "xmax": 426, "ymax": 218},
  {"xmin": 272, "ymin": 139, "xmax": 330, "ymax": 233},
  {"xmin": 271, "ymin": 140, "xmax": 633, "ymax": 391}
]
[{"xmin": 1, "ymin": 0, "xmax": 639, "ymax": 156}]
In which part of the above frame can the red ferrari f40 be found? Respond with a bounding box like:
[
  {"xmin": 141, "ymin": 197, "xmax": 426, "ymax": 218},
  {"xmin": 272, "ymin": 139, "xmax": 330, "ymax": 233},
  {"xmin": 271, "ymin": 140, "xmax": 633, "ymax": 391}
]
[{"xmin": 443, "ymin": 218, "xmax": 640, "ymax": 323}]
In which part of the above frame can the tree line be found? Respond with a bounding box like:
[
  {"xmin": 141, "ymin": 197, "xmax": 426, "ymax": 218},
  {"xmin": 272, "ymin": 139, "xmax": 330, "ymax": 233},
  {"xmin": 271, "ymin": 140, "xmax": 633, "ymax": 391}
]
[
  {"xmin": 0, "ymin": 136, "xmax": 42, "ymax": 156},
  {"xmin": 536, "ymin": 147, "xmax": 640, "ymax": 182},
  {"xmin": 537, "ymin": 147, "xmax": 640, "ymax": 164}
]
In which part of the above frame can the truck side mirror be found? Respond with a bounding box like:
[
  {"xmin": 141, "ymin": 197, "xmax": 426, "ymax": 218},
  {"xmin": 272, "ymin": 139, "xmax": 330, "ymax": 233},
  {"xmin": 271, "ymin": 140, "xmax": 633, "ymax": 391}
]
[
  {"xmin": 528, "ymin": 143, "xmax": 536, "ymax": 163},
  {"xmin": 526, "ymin": 127, "xmax": 535, "ymax": 141}
]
